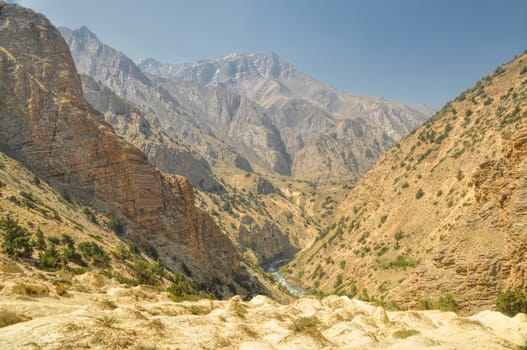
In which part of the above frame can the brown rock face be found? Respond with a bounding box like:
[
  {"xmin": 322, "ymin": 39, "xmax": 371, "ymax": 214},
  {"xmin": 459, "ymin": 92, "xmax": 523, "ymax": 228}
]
[
  {"xmin": 0, "ymin": 3, "xmax": 257, "ymax": 297},
  {"xmin": 473, "ymin": 128, "xmax": 527, "ymax": 289}
]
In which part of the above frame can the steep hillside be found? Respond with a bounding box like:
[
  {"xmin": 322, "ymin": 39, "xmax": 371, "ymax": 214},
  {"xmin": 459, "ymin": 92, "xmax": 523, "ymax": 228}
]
[
  {"xmin": 80, "ymin": 74, "xmax": 223, "ymax": 192},
  {"xmin": 0, "ymin": 146, "xmax": 525, "ymax": 349},
  {"xmin": 286, "ymin": 51, "xmax": 527, "ymax": 314},
  {"xmin": 0, "ymin": 147, "xmax": 215, "ymax": 300},
  {"xmin": 0, "ymin": 3, "xmax": 262, "ymax": 297}
]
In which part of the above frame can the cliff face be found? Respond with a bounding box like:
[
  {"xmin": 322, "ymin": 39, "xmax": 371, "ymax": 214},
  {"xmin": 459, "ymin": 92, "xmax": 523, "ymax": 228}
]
[
  {"xmin": 287, "ymin": 51, "xmax": 527, "ymax": 313},
  {"xmin": 80, "ymin": 74, "xmax": 223, "ymax": 192},
  {"xmin": 0, "ymin": 3, "xmax": 258, "ymax": 297}
]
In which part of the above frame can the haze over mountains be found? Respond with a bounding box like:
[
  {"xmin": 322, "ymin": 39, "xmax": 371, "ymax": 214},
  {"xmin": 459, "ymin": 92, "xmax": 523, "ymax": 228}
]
[{"xmin": 61, "ymin": 26, "xmax": 432, "ymax": 183}]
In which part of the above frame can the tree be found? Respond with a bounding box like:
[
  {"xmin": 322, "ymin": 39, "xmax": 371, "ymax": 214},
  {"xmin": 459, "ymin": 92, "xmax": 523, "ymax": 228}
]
[
  {"xmin": 496, "ymin": 290, "xmax": 527, "ymax": 317},
  {"xmin": 0, "ymin": 215, "xmax": 33, "ymax": 258}
]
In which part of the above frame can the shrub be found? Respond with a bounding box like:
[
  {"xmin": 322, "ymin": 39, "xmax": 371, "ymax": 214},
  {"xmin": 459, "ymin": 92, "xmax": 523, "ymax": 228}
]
[
  {"xmin": 496, "ymin": 289, "xmax": 527, "ymax": 317},
  {"xmin": 108, "ymin": 218, "xmax": 124, "ymax": 236},
  {"xmin": 38, "ymin": 244, "xmax": 63, "ymax": 271},
  {"xmin": 167, "ymin": 277, "xmax": 200, "ymax": 301},
  {"xmin": 32, "ymin": 228, "xmax": 47, "ymax": 250},
  {"xmin": 82, "ymin": 207, "xmax": 98, "ymax": 224},
  {"xmin": 465, "ymin": 109, "xmax": 473, "ymax": 117},
  {"xmin": 131, "ymin": 258, "xmax": 161, "ymax": 286},
  {"xmin": 78, "ymin": 241, "xmax": 110, "ymax": 266},
  {"xmin": 0, "ymin": 311, "xmax": 29, "ymax": 328},
  {"xmin": 55, "ymin": 284, "xmax": 66, "ymax": 296},
  {"xmin": 415, "ymin": 188, "xmax": 425, "ymax": 199},
  {"xmin": 291, "ymin": 316, "xmax": 322, "ymax": 339},
  {"xmin": 436, "ymin": 294, "xmax": 458, "ymax": 312},
  {"xmin": 394, "ymin": 230, "xmax": 404, "ymax": 241},
  {"xmin": 393, "ymin": 329, "xmax": 420, "ymax": 339},
  {"xmin": 418, "ymin": 298, "xmax": 433, "ymax": 310},
  {"xmin": 61, "ymin": 234, "xmax": 75, "ymax": 250},
  {"xmin": 386, "ymin": 255, "xmax": 418, "ymax": 269},
  {"xmin": 0, "ymin": 215, "xmax": 33, "ymax": 258},
  {"xmin": 144, "ymin": 244, "xmax": 159, "ymax": 260}
]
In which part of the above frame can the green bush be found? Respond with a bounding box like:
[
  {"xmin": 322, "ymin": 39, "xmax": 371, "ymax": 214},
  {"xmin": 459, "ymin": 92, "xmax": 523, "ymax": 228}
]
[
  {"xmin": 131, "ymin": 258, "xmax": 162, "ymax": 285},
  {"xmin": 436, "ymin": 294, "xmax": 458, "ymax": 312},
  {"xmin": 415, "ymin": 188, "xmax": 425, "ymax": 199},
  {"xmin": 496, "ymin": 289, "xmax": 527, "ymax": 317},
  {"xmin": 78, "ymin": 241, "xmax": 110, "ymax": 266},
  {"xmin": 32, "ymin": 228, "xmax": 47, "ymax": 250},
  {"xmin": 0, "ymin": 215, "xmax": 33, "ymax": 258},
  {"xmin": 61, "ymin": 234, "xmax": 75, "ymax": 250},
  {"xmin": 108, "ymin": 218, "xmax": 124, "ymax": 236},
  {"xmin": 418, "ymin": 298, "xmax": 433, "ymax": 310},
  {"xmin": 167, "ymin": 272, "xmax": 203, "ymax": 301},
  {"xmin": 38, "ymin": 244, "xmax": 62, "ymax": 271},
  {"xmin": 82, "ymin": 207, "xmax": 98, "ymax": 224}
]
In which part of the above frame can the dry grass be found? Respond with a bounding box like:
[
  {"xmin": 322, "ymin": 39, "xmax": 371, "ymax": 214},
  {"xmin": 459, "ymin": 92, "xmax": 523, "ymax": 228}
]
[
  {"xmin": 0, "ymin": 310, "xmax": 30, "ymax": 327},
  {"xmin": 98, "ymin": 299, "xmax": 117, "ymax": 310},
  {"xmin": 393, "ymin": 329, "xmax": 420, "ymax": 339},
  {"xmin": 290, "ymin": 315, "xmax": 330, "ymax": 344},
  {"xmin": 95, "ymin": 315, "xmax": 118, "ymax": 328}
]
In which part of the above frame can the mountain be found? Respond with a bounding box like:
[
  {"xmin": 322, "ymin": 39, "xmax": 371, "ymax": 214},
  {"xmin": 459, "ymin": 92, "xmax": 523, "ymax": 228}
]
[
  {"xmin": 136, "ymin": 52, "xmax": 432, "ymax": 141},
  {"xmin": 64, "ymin": 27, "xmax": 432, "ymax": 183},
  {"xmin": 60, "ymin": 26, "xmax": 292, "ymax": 176},
  {"xmin": 284, "ymin": 51, "xmax": 527, "ymax": 314},
  {"xmin": 80, "ymin": 73, "xmax": 223, "ymax": 192},
  {"xmin": 0, "ymin": 2, "xmax": 263, "ymax": 297}
]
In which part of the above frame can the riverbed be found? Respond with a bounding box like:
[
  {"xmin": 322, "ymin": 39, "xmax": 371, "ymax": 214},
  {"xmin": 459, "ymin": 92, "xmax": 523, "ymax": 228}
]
[{"xmin": 267, "ymin": 258, "xmax": 306, "ymax": 297}]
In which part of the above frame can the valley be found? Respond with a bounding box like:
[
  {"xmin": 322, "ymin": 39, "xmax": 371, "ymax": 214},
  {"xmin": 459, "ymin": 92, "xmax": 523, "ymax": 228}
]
[{"xmin": 0, "ymin": 1, "xmax": 526, "ymax": 349}]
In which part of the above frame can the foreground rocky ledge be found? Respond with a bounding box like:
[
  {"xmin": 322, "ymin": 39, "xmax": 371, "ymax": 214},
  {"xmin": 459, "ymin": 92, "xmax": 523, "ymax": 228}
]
[{"xmin": 0, "ymin": 274, "xmax": 525, "ymax": 349}]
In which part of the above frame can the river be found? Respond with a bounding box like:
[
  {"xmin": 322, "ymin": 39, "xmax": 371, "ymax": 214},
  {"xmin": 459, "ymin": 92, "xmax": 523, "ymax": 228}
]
[{"xmin": 267, "ymin": 258, "xmax": 306, "ymax": 297}]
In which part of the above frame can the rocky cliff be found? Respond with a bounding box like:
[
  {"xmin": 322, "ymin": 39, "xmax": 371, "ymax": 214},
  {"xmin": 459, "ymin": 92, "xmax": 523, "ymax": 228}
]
[
  {"xmin": 286, "ymin": 51, "xmax": 527, "ymax": 313},
  {"xmin": 80, "ymin": 74, "xmax": 223, "ymax": 192},
  {"xmin": 0, "ymin": 3, "xmax": 260, "ymax": 297}
]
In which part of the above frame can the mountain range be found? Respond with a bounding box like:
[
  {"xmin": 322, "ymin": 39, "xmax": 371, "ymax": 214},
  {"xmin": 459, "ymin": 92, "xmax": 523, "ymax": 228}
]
[{"xmin": 61, "ymin": 26, "xmax": 433, "ymax": 183}]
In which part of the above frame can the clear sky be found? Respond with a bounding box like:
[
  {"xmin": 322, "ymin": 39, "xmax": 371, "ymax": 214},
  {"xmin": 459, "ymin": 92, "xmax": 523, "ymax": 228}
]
[{"xmin": 11, "ymin": 0, "xmax": 527, "ymax": 107}]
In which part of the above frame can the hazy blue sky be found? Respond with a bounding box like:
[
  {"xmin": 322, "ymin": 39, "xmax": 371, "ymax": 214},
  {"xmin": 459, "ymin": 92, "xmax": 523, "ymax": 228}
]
[{"xmin": 12, "ymin": 0, "xmax": 527, "ymax": 107}]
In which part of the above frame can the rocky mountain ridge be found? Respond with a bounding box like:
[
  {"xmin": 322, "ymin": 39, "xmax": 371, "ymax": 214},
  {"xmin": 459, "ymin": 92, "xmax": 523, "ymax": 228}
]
[
  {"xmin": 64, "ymin": 27, "xmax": 433, "ymax": 183},
  {"xmin": 136, "ymin": 52, "xmax": 431, "ymax": 140}
]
